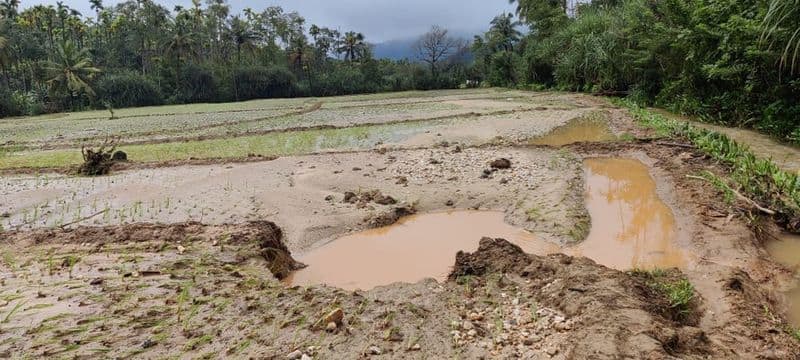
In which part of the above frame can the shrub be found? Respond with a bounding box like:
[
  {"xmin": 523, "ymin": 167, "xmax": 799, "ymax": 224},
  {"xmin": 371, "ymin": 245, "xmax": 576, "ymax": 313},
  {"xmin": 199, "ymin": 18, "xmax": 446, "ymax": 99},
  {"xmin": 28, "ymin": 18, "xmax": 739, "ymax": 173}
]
[
  {"xmin": 178, "ymin": 65, "xmax": 218, "ymax": 103},
  {"xmin": 232, "ymin": 66, "xmax": 296, "ymax": 101},
  {"xmin": 96, "ymin": 72, "xmax": 162, "ymax": 108}
]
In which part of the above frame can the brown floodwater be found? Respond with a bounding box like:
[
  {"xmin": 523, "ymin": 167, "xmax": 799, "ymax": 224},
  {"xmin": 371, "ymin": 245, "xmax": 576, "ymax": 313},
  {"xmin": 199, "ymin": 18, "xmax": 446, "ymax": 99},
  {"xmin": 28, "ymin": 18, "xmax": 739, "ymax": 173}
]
[
  {"xmin": 287, "ymin": 158, "xmax": 689, "ymax": 290},
  {"xmin": 529, "ymin": 116, "xmax": 615, "ymax": 146},
  {"xmin": 572, "ymin": 158, "xmax": 689, "ymax": 270},
  {"xmin": 766, "ymin": 233, "xmax": 800, "ymax": 326},
  {"xmin": 285, "ymin": 211, "xmax": 558, "ymax": 290}
]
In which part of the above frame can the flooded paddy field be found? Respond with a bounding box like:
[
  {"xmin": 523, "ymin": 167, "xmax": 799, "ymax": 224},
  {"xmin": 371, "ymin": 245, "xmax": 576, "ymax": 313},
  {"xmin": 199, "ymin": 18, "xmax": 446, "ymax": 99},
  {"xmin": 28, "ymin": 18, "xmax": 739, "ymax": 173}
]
[{"xmin": 1, "ymin": 89, "xmax": 799, "ymax": 358}]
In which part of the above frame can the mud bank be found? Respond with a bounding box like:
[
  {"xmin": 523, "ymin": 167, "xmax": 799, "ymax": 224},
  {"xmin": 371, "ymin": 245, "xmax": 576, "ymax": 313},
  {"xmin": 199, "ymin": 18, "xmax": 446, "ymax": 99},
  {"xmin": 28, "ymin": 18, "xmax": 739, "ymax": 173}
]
[{"xmin": 1, "ymin": 223, "xmax": 796, "ymax": 358}]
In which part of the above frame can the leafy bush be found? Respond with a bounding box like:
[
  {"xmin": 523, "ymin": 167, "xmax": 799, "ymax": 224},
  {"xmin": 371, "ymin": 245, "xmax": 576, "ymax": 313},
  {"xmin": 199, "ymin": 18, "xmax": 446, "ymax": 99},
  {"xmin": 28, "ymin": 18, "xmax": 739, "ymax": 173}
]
[
  {"xmin": 232, "ymin": 66, "xmax": 296, "ymax": 101},
  {"xmin": 178, "ymin": 65, "xmax": 218, "ymax": 103},
  {"xmin": 96, "ymin": 72, "xmax": 162, "ymax": 108}
]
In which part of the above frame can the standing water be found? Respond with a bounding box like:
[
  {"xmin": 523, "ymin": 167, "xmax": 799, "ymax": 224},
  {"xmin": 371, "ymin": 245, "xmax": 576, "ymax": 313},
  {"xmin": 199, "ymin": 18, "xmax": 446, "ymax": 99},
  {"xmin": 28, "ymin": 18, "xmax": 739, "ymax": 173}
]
[
  {"xmin": 286, "ymin": 158, "xmax": 690, "ymax": 290},
  {"xmin": 572, "ymin": 158, "xmax": 690, "ymax": 270},
  {"xmin": 766, "ymin": 233, "xmax": 800, "ymax": 326},
  {"xmin": 284, "ymin": 211, "xmax": 557, "ymax": 290}
]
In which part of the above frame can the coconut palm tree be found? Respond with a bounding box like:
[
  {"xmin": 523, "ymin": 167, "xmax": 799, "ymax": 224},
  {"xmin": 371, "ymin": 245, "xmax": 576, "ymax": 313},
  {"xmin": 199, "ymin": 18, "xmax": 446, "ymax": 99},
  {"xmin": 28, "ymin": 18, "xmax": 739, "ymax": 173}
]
[
  {"xmin": 337, "ymin": 31, "xmax": 367, "ymax": 62},
  {"xmin": 228, "ymin": 16, "xmax": 258, "ymax": 64},
  {"xmin": 42, "ymin": 42, "xmax": 100, "ymax": 100},
  {"xmin": 89, "ymin": 0, "xmax": 104, "ymax": 18},
  {"xmin": 762, "ymin": 0, "xmax": 800, "ymax": 73},
  {"xmin": 489, "ymin": 13, "xmax": 521, "ymax": 52},
  {"xmin": 163, "ymin": 20, "xmax": 197, "ymax": 91}
]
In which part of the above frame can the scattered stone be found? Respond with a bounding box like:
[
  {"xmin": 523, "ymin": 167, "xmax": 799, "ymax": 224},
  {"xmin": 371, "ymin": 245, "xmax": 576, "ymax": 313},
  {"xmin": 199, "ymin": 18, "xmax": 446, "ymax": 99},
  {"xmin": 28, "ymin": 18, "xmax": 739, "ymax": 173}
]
[
  {"xmin": 446, "ymin": 200, "xmax": 455, "ymax": 207},
  {"xmin": 499, "ymin": 178, "xmax": 509, "ymax": 184},
  {"xmin": 112, "ymin": 150, "xmax": 128, "ymax": 162},
  {"xmin": 314, "ymin": 308, "xmax": 344, "ymax": 330},
  {"xmin": 287, "ymin": 350, "xmax": 303, "ymax": 359},
  {"xmin": 300, "ymin": 355, "xmax": 312, "ymax": 360},
  {"xmin": 453, "ymin": 145, "xmax": 462, "ymax": 153},
  {"xmin": 324, "ymin": 195, "xmax": 334, "ymax": 201},
  {"xmin": 142, "ymin": 339, "xmax": 155, "ymax": 349},
  {"xmin": 411, "ymin": 343, "xmax": 421, "ymax": 351},
  {"xmin": 368, "ymin": 346, "xmax": 382, "ymax": 355},
  {"xmin": 374, "ymin": 195, "xmax": 397, "ymax": 205},
  {"xmin": 546, "ymin": 347, "xmax": 559, "ymax": 356},
  {"xmin": 395, "ymin": 176, "xmax": 408, "ymax": 185},
  {"xmin": 352, "ymin": 167, "xmax": 362, "ymax": 171},
  {"xmin": 325, "ymin": 322, "xmax": 337, "ymax": 332},
  {"xmin": 176, "ymin": 245, "xmax": 186, "ymax": 254},
  {"xmin": 89, "ymin": 278, "xmax": 103, "ymax": 286},
  {"xmin": 343, "ymin": 192, "xmax": 358, "ymax": 204},
  {"xmin": 490, "ymin": 158, "xmax": 512, "ymax": 169},
  {"xmin": 429, "ymin": 158, "xmax": 441, "ymax": 165},
  {"xmin": 0, "ymin": 212, "xmax": 9, "ymax": 218}
]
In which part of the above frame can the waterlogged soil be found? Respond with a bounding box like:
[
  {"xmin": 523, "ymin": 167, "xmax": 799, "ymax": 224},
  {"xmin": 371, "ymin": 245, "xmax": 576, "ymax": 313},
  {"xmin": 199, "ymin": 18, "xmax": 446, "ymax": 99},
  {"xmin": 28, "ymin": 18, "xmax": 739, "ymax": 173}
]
[
  {"xmin": 575, "ymin": 158, "xmax": 692, "ymax": 270},
  {"xmin": 289, "ymin": 157, "xmax": 693, "ymax": 290},
  {"xmin": 766, "ymin": 233, "xmax": 800, "ymax": 326},
  {"xmin": 1, "ymin": 91, "xmax": 799, "ymax": 358},
  {"xmin": 286, "ymin": 211, "xmax": 557, "ymax": 290},
  {"xmin": 529, "ymin": 115, "xmax": 616, "ymax": 146}
]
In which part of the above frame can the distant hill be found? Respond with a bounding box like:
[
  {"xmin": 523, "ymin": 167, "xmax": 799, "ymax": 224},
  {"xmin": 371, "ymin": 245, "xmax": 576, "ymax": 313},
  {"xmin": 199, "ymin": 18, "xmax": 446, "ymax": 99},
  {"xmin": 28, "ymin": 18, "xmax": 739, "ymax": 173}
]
[
  {"xmin": 372, "ymin": 30, "xmax": 479, "ymax": 61},
  {"xmin": 372, "ymin": 39, "xmax": 418, "ymax": 61}
]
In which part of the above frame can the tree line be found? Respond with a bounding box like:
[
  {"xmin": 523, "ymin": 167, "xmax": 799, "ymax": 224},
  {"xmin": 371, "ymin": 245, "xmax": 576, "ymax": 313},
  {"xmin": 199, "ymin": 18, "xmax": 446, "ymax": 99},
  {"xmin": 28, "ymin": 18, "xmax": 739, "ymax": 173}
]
[
  {"xmin": 1, "ymin": 0, "xmax": 798, "ymax": 144},
  {"xmin": 474, "ymin": 0, "xmax": 800, "ymax": 143},
  {"xmin": 0, "ymin": 0, "xmax": 471, "ymax": 117}
]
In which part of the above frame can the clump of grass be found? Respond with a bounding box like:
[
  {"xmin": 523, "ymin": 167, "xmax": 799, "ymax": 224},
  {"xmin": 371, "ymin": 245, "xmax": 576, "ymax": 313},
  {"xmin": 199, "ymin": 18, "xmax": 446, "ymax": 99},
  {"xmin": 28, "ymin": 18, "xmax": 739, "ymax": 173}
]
[
  {"xmin": 616, "ymin": 100, "xmax": 800, "ymax": 232},
  {"xmin": 630, "ymin": 268, "xmax": 695, "ymax": 321}
]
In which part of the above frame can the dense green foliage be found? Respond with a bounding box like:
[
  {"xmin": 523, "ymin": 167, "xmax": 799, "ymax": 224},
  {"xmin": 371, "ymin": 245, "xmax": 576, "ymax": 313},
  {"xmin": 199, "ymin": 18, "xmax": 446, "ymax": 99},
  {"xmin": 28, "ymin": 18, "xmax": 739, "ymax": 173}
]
[
  {"xmin": 96, "ymin": 72, "xmax": 162, "ymax": 108},
  {"xmin": 0, "ymin": 0, "xmax": 470, "ymax": 116},
  {"xmin": 477, "ymin": 0, "xmax": 800, "ymax": 142}
]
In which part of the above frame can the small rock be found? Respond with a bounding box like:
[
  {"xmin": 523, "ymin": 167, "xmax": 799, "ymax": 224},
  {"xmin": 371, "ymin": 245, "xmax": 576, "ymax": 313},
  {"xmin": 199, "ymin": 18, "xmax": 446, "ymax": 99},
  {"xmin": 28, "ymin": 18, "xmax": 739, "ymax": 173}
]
[
  {"xmin": 0, "ymin": 212, "xmax": 9, "ymax": 218},
  {"xmin": 176, "ymin": 245, "xmax": 186, "ymax": 254},
  {"xmin": 368, "ymin": 346, "xmax": 382, "ymax": 355},
  {"xmin": 374, "ymin": 195, "xmax": 397, "ymax": 205},
  {"xmin": 301, "ymin": 355, "xmax": 312, "ymax": 360},
  {"xmin": 499, "ymin": 178, "xmax": 509, "ymax": 184},
  {"xmin": 546, "ymin": 347, "xmax": 559, "ymax": 356},
  {"xmin": 462, "ymin": 321, "xmax": 474, "ymax": 331},
  {"xmin": 453, "ymin": 145, "xmax": 462, "ymax": 153},
  {"xmin": 142, "ymin": 339, "xmax": 155, "ymax": 349},
  {"xmin": 395, "ymin": 176, "xmax": 408, "ymax": 185},
  {"xmin": 343, "ymin": 192, "xmax": 358, "ymax": 203},
  {"xmin": 429, "ymin": 158, "xmax": 441, "ymax": 165},
  {"xmin": 446, "ymin": 200, "xmax": 454, "ymax": 207},
  {"xmin": 467, "ymin": 329, "xmax": 478, "ymax": 337},
  {"xmin": 287, "ymin": 350, "xmax": 303, "ymax": 360},
  {"xmin": 325, "ymin": 322, "xmax": 337, "ymax": 332},
  {"xmin": 490, "ymin": 158, "xmax": 512, "ymax": 169},
  {"xmin": 352, "ymin": 167, "xmax": 362, "ymax": 171},
  {"xmin": 411, "ymin": 343, "xmax": 421, "ymax": 351},
  {"xmin": 324, "ymin": 195, "xmax": 334, "ymax": 201},
  {"xmin": 89, "ymin": 278, "xmax": 103, "ymax": 286},
  {"xmin": 317, "ymin": 308, "xmax": 344, "ymax": 329}
]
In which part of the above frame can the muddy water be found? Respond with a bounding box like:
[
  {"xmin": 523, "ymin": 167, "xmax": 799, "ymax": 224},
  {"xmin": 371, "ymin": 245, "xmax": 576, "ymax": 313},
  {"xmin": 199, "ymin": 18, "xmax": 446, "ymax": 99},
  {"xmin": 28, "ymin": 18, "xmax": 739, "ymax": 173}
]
[
  {"xmin": 285, "ymin": 211, "xmax": 558, "ymax": 290},
  {"xmin": 573, "ymin": 158, "xmax": 689, "ymax": 270},
  {"xmin": 287, "ymin": 157, "xmax": 690, "ymax": 290},
  {"xmin": 766, "ymin": 233, "xmax": 800, "ymax": 325},
  {"xmin": 529, "ymin": 116, "xmax": 615, "ymax": 146}
]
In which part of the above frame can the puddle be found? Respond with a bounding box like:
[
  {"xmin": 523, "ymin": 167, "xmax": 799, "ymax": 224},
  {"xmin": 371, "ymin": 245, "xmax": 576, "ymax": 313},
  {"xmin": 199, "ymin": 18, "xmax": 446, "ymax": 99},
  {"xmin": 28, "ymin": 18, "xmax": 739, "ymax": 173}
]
[
  {"xmin": 573, "ymin": 158, "xmax": 689, "ymax": 270},
  {"xmin": 287, "ymin": 158, "xmax": 689, "ymax": 290},
  {"xmin": 285, "ymin": 211, "xmax": 557, "ymax": 290},
  {"xmin": 529, "ymin": 116, "xmax": 615, "ymax": 146},
  {"xmin": 766, "ymin": 233, "xmax": 800, "ymax": 326}
]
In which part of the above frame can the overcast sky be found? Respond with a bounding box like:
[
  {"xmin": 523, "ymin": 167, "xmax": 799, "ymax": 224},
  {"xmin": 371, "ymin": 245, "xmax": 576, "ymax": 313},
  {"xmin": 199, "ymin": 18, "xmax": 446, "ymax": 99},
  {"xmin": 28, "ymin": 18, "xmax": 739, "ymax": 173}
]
[{"xmin": 24, "ymin": 0, "xmax": 517, "ymax": 42}]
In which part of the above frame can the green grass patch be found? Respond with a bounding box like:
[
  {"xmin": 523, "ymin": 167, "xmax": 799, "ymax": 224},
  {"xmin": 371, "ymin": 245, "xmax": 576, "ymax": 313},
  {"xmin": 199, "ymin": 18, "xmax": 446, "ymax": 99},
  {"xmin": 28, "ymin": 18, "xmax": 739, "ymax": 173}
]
[{"xmin": 630, "ymin": 268, "xmax": 695, "ymax": 321}]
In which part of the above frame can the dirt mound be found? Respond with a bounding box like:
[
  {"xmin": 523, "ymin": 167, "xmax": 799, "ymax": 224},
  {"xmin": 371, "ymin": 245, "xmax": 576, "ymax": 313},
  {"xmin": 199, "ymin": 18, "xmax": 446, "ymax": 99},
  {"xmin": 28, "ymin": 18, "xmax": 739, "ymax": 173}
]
[
  {"xmin": 449, "ymin": 237, "xmax": 531, "ymax": 279},
  {"xmin": 448, "ymin": 238, "xmax": 717, "ymax": 358}
]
